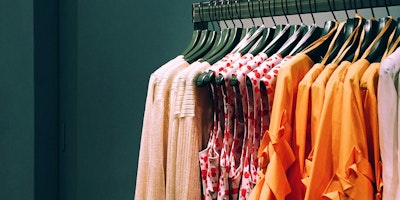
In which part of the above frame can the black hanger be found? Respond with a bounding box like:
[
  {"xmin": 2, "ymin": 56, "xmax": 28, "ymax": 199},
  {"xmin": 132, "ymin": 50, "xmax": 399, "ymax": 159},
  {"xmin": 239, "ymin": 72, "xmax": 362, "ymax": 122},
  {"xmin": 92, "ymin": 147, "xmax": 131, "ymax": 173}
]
[
  {"xmin": 262, "ymin": 0, "xmax": 299, "ymax": 56},
  {"xmin": 388, "ymin": 18, "xmax": 400, "ymax": 51},
  {"xmin": 290, "ymin": 0, "xmax": 336, "ymax": 55},
  {"xmin": 201, "ymin": 1, "xmax": 233, "ymax": 61},
  {"xmin": 182, "ymin": 30, "xmax": 202, "ymax": 56},
  {"xmin": 324, "ymin": 19, "xmax": 360, "ymax": 63},
  {"xmin": 366, "ymin": 16, "xmax": 396, "ymax": 62},
  {"xmin": 343, "ymin": 18, "xmax": 378, "ymax": 61},
  {"xmin": 236, "ymin": 0, "xmax": 264, "ymax": 55},
  {"xmin": 247, "ymin": 0, "xmax": 277, "ymax": 55},
  {"xmin": 317, "ymin": 0, "xmax": 337, "ymax": 38},
  {"xmin": 276, "ymin": 26, "xmax": 308, "ymax": 57},
  {"xmin": 213, "ymin": 0, "xmax": 270, "ymax": 85},
  {"xmin": 204, "ymin": 0, "xmax": 243, "ymax": 65},
  {"xmin": 284, "ymin": 0, "xmax": 323, "ymax": 56},
  {"xmin": 305, "ymin": 0, "xmax": 357, "ymax": 63},
  {"xmin": 322, "ymin": 0, "xmax": 363, "ymax": 64},
  {"xmin": 245, "ymin": 25, "xmax": 307, "ymax": 86},
  {"xmin": 196, "ymin": 0, "xmax": 244, "ymax": 87},
  {"xmin": 185, "ymin": 2, "xmax": 218, "ymax": 62},
  {"xmin": 385, "ymin": 1, "xmax": 400, "ymax": 51},
  {"xmin": 183, "ymin": 3, "xmax": 208, "ymax": 57},
  {"xmin": 340, "ymin": 0, "xmax": 378, "ymax": 62}
]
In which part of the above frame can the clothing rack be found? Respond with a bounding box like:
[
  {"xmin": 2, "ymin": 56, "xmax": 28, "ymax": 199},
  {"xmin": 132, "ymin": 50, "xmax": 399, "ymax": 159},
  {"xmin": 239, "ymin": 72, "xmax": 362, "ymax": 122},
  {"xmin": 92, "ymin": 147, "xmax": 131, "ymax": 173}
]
[{"xmin": 193, "ymin": 0, "xmax": 400, "ymax": 29}]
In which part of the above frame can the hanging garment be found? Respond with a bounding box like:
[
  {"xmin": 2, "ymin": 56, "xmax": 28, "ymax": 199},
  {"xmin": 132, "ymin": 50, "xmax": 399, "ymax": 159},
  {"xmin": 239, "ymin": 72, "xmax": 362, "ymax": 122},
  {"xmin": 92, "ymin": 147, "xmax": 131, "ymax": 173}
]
[
  {"xmin": 135, "ymin": 56, "xmax": 188, "ymax": 200},
  {"xmin": 336, "ymin": 58, "xmax": 374, "ymax": 200},
  {"xmin": 200, "ymin": 52, "xmax": 243, "ymax": 200},
  {"xmin": 360, "ymin": 62, "xmax": 383, "ymax": 199},
  {"xmin": 248, "ymin": 22, "xmax": 339, "ymax": 199},
  {"xmin": 218, "ymin": 54, "xmax": 254, "ymax": 200},
  {"xmin": 175, "ymin": 61, "xmax": 213, "ymax": 200},
  {"xmin": 166, "ymin": 61, "xmax": 202, "ymax": 200},
  {"xmin": 292, "ymin": 19, "xmax": 361, "ymax": 199},
  {"xmin": 260, "ymin": 55, "xmax": 292, "ymax": 115},
  {"xmin": 303, "ymin": 60, "xmax": 352, "ymax": 200},
  {"xmin": 378, "ymin": 47, "xmax": 400, "ymax": 200},
  {"xmin": 306, "ymin": 16, "xmax": 393, "ymax": 199},
  {"xmin": 252, "ymin": 53, "xmax": 315, "ymax": 200},
  {"xmin": 310, "ymin": 63, "xmax": 339, "ymax": 146},
  {"xmin": 288, "ymin": 63, "xmax": 325, "ymax": 200},
  {"xmin": 199, "ymin": 81, "xmax": 224, "ymax": 200},
  {"xmin": 229, "ymin": 53, "xmax": 268, "ymax": 200}
]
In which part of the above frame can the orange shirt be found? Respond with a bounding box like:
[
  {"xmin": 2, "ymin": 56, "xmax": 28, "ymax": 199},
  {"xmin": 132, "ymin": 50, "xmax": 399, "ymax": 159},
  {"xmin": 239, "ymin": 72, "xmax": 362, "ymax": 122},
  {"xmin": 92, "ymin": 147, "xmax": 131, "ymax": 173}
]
[
  {"xmin": 257, "ymin": 53, "xmax": 314, "ymax": 200},
  {"xmin": 337, "ymin": 59, "xmax": 374, "ymax": 200},
  {"xmin": 304, "ymin": 61, "xmax": 352, "ymax": 200},
  {"xmin": 288, "ymin": 63, "xmax": 325, "ymax": 200},
  {"xmin": 310, "ymin": 63, "xmax": 339, "ymax": 147},
  {"xmin": 360, "ymin": 63, "xmax": 382, "ymax": 199}
]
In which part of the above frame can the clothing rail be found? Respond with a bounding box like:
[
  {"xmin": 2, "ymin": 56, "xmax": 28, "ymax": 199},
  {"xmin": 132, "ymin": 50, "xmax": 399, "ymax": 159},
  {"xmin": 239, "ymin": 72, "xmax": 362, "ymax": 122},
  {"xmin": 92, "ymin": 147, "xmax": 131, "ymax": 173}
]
[{"xmin": 193, "ymin": 0, "xmax": 400, "ymax": 29}]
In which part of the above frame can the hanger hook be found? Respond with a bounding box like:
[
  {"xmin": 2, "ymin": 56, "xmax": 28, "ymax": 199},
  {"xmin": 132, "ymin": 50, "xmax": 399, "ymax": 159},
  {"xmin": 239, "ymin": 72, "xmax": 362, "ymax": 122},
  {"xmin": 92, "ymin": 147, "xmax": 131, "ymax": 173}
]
[
  {"xmin": 308, "ymin": 0, "xmax": 316, "ymax": 24},
  {"xmin": 294, "ymin": 0, "xmax": 304, "ymax": 24},
  {"xmin": 209, "ymin": 1, "xmax": 215, "ymax": 30},
  {"xmin": 247, "ymin": 0, "xmax": 256, "ymax": 26},
  {"xmin": 281, "ymin": 0, "xmax": 289, "ymax": 24},
  {"xmin": 268, "ymin": 0, "xmax": 276, "ymax": 26},
  {"xmin": 258, "ymin": 0, "xmax": 265, "ymax": 24},
  {"xmin": 235, "ymin": 0, "xmax": 244, "ymax": 27},
  {"xmin": 369, "ymin": 0, "xmax": 376, "ymax": 18},
  {"xmin": 197, "ymin": 3, "xmax": 203, "ymax": 23},
  {"xmin": 219, "ymin": 0, "xmax": 229, "ymax": 29},
  {"xmin": 227, "ymin": 0, "xmax": 235, "ymax": 27},
  {"xmin": 353, "ymin": 0, "xmax": 358, "ymax": 13},
  {"xmin": 213, "ymin": 1, "xmax": 221, "ymax": 30},
  {"xmin": 384, "ymin": 0, "xmax": 391, "ymax": 16},
  {"xmin": 327, "ymin": 0, "xmax": 337, "ymax": 21},
  {"xmin": 197, "ymin": 2, "xmax": 209, "ymax": 30},
  {"xmin": 342, "ymin": 0, "xmax": 349, "ymax": 19}
]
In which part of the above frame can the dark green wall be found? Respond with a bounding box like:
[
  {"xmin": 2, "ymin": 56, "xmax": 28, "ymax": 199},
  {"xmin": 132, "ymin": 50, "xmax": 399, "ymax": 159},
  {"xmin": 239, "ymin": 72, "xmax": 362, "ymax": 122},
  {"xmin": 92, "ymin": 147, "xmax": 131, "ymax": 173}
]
[
  {"xmin": 0, "ymin": 0, "xmax": 60, "ymax": 200},
  {"xmin": 0, "ymin": 0, "xmax": 198, "ymax": 199},
  {"xmin": 59, "ymin": 0, "xmax": 198, "ymax": 199},
  {"xmin": 34, "ymin": 0, "xmax": 60, "ymax": 199},
  {"xmin": 0, "ymin": 1, "xmax": 35, "ymax": 200}
]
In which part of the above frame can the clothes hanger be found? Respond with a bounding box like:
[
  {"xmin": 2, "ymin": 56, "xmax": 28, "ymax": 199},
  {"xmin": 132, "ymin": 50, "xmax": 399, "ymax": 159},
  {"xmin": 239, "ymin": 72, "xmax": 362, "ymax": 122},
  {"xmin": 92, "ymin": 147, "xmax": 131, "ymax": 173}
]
[
  {"xmin": 285, "ymin": 0, "xmax": 324, "ymax": 56},
  {"xmin": 262, "ymin": 0, "xmax": 299, "ymax": 57},
  {"xmin": 343, "ymin": 0, "xmax": 379, "ymax": 61},
  {"xmin": 388, "ymin": 18, "xmax": 400, "ymax": 50},
  {"xmin": 185, "ymin": 2, "xmax": 218, "ymax": 63},
  {"xmin": 319, "ymin": 0, "xmax": 338, "ymax": 37},
  {"xmin": 182, "ymin": 3, "xmax": 208, "ymax": 56},
  {"xmin": 229, "ymin": 0, "xmax": 300, "ymax": 87},
  {"xmin": 290, "ymin": 0, "xmax": 338, "ymax": 55},
  {"xmin": 323, "ymin": 0, "xmax": 363, "ymax": 63},
  {"xmin": 235, "ymin": 0, "xmax": 265, "ymax": 55},
  {"xmin": 182, "ymin": 2, "xmax": 209, "ymax": 57},
  {"xmin": 385, "ymin": 1, "xmax": 400, "ymax": 51},
  {"xmin": 305, "ymin": 0, "xmax": 356, "ymax": 63},
  {"xmin": 204, "ymin": 1, "xmax": 243, "ymax": 65},
  {"xmin": 266, "ymin": 0, "xmax": 306, "ymax": 57},
  {"xmin": 196, "ymin": 0, "xmax": 251, "ymax": 87},
  {"xmin": 201, "ymin": 0, "xmax": 232, "ymax": 61},
  {"xmin": 229, "ymin": 0, "xmax": 280, "ymax": 86},
  {"xmin": 249, "ymin": 0, "xmax": 281, "ymax": 55},
  {"xmin": 357, "ymin": 0, "xmax": 395, "ymax": 62},
  {"xmin": 214, "ymin": 0, "xmax": 267, "ymax": 85},
  {"xmin": 365, "ymin": 16, "xmax": 396, "ymax": 62}
]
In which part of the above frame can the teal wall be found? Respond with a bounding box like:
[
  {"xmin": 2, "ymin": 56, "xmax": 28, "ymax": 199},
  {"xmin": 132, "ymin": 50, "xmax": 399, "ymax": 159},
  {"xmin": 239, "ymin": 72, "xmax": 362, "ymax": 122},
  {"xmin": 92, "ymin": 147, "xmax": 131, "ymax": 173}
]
[
  {"xmin": 0, "ymin": 0, "xmax": 197, "ymax": 199},
  {"xmin": 0, "ymin": 0, "xmax": 34, "ymax": 199},
  {"xmin": 59, "ymin": 0, "xmax": 198, "ymax": 199},
  {"xmin": 34, "ymin": 0, "xmax": 60, "ymax": 199},
  {"xmin": 0, "ymin": 0, "xmax": 59, "ymax": 200}
]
